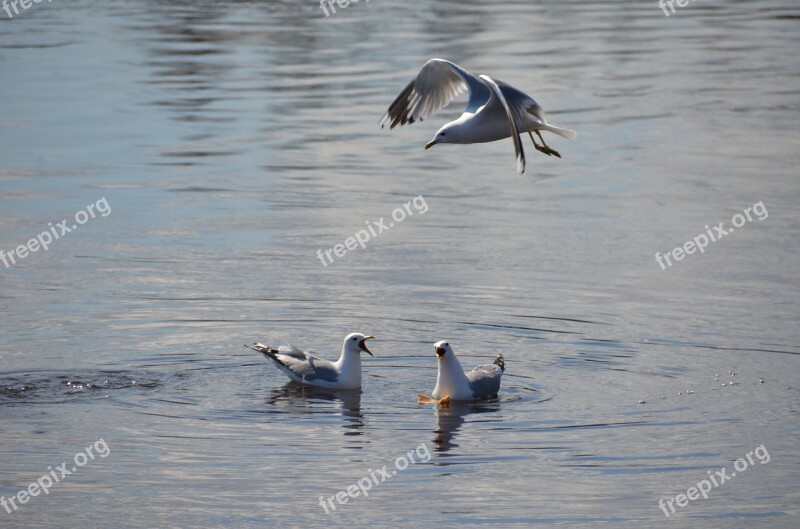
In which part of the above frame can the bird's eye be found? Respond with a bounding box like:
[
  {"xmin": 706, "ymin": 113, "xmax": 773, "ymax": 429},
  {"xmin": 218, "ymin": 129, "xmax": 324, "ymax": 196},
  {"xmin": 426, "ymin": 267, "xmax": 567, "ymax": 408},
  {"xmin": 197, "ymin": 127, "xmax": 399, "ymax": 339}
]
[
  {"xmin": 441, "ymin": 132, "xmax": 446, "ymax": 137},
  {"xmin": 444, "ymin": 343, "xmax": 449, "ymax": 346},
  {"xmin": 352, "ymin": 337, "xmax": 357, "ymax": 341}
]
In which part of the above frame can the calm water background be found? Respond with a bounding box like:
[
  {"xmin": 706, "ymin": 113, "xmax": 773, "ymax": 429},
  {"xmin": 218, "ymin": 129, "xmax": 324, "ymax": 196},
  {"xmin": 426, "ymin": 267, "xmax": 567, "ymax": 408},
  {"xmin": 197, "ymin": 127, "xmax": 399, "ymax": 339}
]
[{"xmin": 1, "ymin": 1, "xmax": 799, "ymax": 528}]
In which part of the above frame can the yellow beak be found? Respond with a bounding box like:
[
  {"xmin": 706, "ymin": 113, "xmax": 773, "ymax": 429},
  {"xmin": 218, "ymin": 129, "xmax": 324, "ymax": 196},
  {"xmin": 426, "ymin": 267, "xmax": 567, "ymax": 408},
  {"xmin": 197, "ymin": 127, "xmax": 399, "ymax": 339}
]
[
  {"xmin": 359, "ymin": 336, "xmax": 375, "ymax": 356},
  {"xmin": 424, "ymin": 139, "xmax": 438, "ymax": 150}
]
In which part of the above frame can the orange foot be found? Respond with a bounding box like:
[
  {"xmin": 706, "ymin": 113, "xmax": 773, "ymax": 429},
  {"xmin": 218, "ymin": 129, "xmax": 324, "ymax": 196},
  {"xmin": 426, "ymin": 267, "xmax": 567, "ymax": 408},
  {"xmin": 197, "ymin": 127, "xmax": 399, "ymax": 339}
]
[{"xmin": 418, "ymin": 394, "xmax": 452, "ymax": 407}]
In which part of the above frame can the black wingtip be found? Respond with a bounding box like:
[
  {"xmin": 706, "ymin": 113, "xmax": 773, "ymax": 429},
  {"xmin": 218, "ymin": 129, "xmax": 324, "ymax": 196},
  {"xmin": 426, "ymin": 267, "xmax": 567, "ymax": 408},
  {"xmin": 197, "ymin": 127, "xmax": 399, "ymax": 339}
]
[
  {"xmin": 249, "ymin": 343, "xmax": 274, "ymax": 356},
  {"xmin": 494, "ymin": 354, "xmax": 505, "ymax": 372}
]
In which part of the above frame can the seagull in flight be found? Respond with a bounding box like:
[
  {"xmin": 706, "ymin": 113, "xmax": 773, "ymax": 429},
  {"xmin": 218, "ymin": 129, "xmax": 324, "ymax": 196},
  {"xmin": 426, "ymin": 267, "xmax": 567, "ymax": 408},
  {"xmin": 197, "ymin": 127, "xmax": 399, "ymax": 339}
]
[
  {"xmin": 418, "ymin": 341, "xmax": 505, "ymax": 404},
  {"xmin": 381, "ymin": 58, "xmax": 576, "ymax": 174},
  {"xmin": 249, "ymin": 333, "xmax": 374, "ymax": 390}
]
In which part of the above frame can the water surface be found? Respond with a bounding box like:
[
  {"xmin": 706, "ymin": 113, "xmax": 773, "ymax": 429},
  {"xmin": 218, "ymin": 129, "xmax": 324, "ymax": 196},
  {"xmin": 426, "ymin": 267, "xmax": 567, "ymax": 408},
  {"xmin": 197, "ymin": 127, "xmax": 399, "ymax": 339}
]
[{"xmin": 1, "ymin": 1, "xmax": 799, "ymax": 528}]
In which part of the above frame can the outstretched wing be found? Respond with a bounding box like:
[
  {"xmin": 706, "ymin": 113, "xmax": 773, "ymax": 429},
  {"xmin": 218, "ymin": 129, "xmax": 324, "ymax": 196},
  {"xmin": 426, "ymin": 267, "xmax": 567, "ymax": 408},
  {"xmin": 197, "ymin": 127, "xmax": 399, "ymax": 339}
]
[
  {"xmin": 479, "ymin": 75, "xmax": 526, "ymax": 174},
  {"xmin": 380, "ymin": 58, "xmax": 491, "ymax": 129},
  {"xmin": 496, "ymin": 80, "xmax": 577, "ymax": 139},
  {"xmin": 494, "ymin": 79, "xmax": 547, "ymax": 127}
]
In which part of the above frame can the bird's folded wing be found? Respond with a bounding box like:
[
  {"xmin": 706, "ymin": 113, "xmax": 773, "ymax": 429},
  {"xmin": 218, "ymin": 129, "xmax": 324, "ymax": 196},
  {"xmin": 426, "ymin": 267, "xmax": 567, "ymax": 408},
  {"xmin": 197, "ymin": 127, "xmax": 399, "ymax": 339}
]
[
  {"xmin": 480, "ymin": 75, "xmax": 526, "ymax": 174},
  {"xmin": 285, "ymin": 357, "xmax": 339, "ymax": 382},
  {"xmin": 467, "ymin": 364, "xmax": 502, "ymax": 379},
  {"xmin": 277, "ymin": 344, "xmax": 308, "ymax": 360},
  {"xmin": 467, "ymin": 364, "xmax": 503, "ymax": 397},
  {"xmin": 381, "ymin": 58, "xmax": 490, "ymax": 129}
]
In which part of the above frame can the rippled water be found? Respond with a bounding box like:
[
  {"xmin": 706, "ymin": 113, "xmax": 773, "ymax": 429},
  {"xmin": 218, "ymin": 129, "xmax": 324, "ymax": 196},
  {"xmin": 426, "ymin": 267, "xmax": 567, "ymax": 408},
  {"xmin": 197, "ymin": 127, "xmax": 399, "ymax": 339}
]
[{"xmin": 1, "ymin": 1, "xmax": 799, "ymax": 528}]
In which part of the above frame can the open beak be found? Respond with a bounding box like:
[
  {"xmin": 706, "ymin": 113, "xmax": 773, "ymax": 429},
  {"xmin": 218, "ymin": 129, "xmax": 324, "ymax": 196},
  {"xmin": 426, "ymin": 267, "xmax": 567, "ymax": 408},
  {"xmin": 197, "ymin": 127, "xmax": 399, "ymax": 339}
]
[
  {"xmin": 424, "ymin": 139, "xmax": 438, "ymax": 150},
  {"xmin": 359, "ymin": 336, "xmax": 375, "ymax": 356},
  {"xmin": 435, "ymin": 346, "xmax": 446, "ymax": 359}
]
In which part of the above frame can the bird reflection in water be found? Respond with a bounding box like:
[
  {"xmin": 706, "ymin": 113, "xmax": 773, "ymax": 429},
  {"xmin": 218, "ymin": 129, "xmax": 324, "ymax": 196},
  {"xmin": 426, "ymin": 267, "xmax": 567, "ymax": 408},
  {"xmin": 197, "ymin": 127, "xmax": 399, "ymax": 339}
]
[
  {"xmin": 430, "ymin": 399, "xmax": 502, "ymax": 454},
  {"xmin": 265, "ymin": 382, "xmax": 364, "ymax": 436}
]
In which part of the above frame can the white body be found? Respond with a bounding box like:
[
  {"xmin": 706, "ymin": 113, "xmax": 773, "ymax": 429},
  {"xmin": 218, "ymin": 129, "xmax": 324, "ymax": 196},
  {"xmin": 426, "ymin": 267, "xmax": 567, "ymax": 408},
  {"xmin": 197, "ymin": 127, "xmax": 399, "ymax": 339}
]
[
  {"xmin": 432, "ymin": 349, "xmax": 475, "ymax": 400},
  {"xmin": 286, "ymin": 346, "xmax": 364, "ymax": 390},
  {"xmin": 253, "ymin": 333, "xmax": 373, "ymax": 390},
  {"xmin": 431, "ymin": 341, "xmax": 505, "ymax": 401}
]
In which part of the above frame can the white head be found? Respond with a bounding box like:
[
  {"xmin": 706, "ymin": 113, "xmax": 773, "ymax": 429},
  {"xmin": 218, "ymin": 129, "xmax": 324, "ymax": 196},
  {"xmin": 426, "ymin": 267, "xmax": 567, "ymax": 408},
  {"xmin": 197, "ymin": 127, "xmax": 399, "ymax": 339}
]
[
  {"xmin": 343, "ymin": 333, "xmax": 375, "ymax": 356},
  {"xmin": 434, "ymin": 340, "xmax": 461, "ymax": 367},
  {"xmin": 425, "ymin": 122, "xmax": 466, "ymax": 149}
]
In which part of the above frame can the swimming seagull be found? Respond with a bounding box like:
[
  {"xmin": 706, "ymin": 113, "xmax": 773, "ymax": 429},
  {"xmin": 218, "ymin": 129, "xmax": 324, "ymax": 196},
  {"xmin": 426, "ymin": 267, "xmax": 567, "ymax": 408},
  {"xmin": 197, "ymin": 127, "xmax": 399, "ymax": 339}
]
[
  {"xmin": 418, "ymin": 341, "xmax": 505, "ymax": 404},
  {"xmin": 381, "ymin": 58, "xmax": 576, "ymax": 174},
  {"xmin": 248, "ymin": 333, "xmax": 374, "ymax": 390}
]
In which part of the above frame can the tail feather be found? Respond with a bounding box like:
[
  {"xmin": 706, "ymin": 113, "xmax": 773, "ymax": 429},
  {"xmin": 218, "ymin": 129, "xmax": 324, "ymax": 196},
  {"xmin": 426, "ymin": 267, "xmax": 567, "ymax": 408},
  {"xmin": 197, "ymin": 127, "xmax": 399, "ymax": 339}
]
[
  {"xmin": 494, "ymin": 354, "xmax": 505, "ymax": 372},
  {"xmin": 542, "ymin": 124, "xmax": 577, "ymax": 140}
]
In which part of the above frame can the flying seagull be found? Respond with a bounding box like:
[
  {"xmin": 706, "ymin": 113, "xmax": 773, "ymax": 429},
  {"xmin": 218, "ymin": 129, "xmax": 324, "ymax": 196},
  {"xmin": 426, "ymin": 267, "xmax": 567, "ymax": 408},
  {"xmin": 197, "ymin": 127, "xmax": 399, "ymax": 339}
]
[
  {"xmin": 248, "ymin": 333, "xmax": 374, "ymax": 390},
  {"xmin": 418, "ymin": 341, "xmax": 505, "ymax": 404},
  {"xmin": 381, "ymin": 58, "xmax": 576, "ymax": 174}
]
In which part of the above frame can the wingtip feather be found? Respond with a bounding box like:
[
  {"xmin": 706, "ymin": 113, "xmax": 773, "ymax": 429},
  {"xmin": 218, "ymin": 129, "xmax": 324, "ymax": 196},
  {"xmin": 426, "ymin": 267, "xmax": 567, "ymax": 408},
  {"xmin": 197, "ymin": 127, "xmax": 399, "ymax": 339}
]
[{"xmin": 494, "ymin": 354, "xmax": 505, "ymax": 372}]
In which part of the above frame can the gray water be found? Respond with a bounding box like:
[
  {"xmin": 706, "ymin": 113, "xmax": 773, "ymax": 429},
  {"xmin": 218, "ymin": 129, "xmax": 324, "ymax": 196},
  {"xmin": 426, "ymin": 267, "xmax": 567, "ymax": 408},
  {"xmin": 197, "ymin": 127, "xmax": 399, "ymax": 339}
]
[{"xmin": 1, "ymin": 1, "xmax": 799, "ymax": 528}]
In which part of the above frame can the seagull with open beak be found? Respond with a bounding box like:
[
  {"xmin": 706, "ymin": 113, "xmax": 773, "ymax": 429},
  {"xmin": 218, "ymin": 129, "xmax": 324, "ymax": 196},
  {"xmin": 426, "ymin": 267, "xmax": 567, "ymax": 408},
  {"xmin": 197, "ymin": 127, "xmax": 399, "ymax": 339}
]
[
  {"xmin": 249, "ymin": 333, "xmax": 375, "ymax": 390},
  {"xmin": 419, "ymin": 341, "xmax": 505, "ymax": 405}
]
